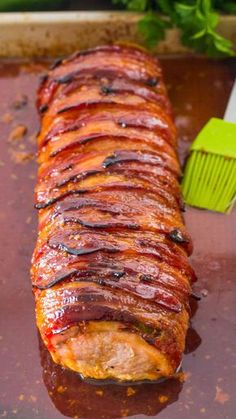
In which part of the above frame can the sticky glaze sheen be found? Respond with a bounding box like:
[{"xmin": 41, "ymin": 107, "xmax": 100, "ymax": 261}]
[{"xmin": 0, "ymin": 54, "xmax": 236, "ymax": 418}]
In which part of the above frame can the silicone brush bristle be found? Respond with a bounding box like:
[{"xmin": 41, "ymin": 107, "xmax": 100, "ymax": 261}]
[
  {"xmin": 182, "ymin": 118, "xmax": 236, "ymax": 213},
  {"xmin": 182, "ymin": 152, "xmax": 236, "ymax": 213}
]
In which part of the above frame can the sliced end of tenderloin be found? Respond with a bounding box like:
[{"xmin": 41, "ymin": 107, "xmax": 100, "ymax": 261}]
[
  {"xmin": 35, "ymin": 281, "xmax": 188, "ymax": 382},
  {"xmin": 49, "ymin": 321, "xmax": 174, "ymax": 381}
]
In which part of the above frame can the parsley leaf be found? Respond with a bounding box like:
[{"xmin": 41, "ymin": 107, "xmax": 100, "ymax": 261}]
[
  {"xmin": 138, "ymin": 12, "xmax": 171, "ymax": 47},
  {"xmin": 112, "ymin": 0, "xmax": 149, "ymax": 11},
  {"xmin": 112, "ymin": 0, "xmax": 235, "ymax": 57},
  {"xmin": 175, "ymin": 0, "xmax": 235, "ymax": 56}
]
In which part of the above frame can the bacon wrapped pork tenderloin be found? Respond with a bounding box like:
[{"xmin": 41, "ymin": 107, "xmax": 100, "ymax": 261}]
[{"xmin": 31, "ymin": 45, "xmax": 196, "ymax": 382}]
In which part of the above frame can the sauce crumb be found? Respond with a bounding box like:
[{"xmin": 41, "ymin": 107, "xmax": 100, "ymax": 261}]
[
  {"xmin": 176, "ymin": 371, "xmax": 191, "ymax": 382},
  {"xmin": 57, "ymin": 385, "xmax": 67, "ymax": 394},
  {"xmin": 1, "ymin": 113, "xmax": 13, "ymax": 123},
  {"xmin": 121, "ymin": 409, "xmax": 129, "ymax": 417},
  {"xmin": 159, "ymin": 395, "xmax": 168, "ymax": 403},
  {"xmin": 9, "ymin": 149, "xmax": 34, "ymax": 163},
  {"xmin": 214, "ymin": 386, "xmax": 230, "ymax": 404},
  {"xmin": 95, "ymin": 390, "xmax": 104, "ymax": 396},
  {"xmin": 8, "ymin": 124, "xmax": 27, "ymax": 142},
  {"xmin": 127, "ymin": 387, "xmax": 136, "ymax": 397},
  {"xmin": 12, "ymin": 94, "xmax": 28, "ymax": 109}
]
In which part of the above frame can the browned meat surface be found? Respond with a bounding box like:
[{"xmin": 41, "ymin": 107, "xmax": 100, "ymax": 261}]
[{"xmin": 31, "ymin": 44, "xmax": 196, "ymax": 381}]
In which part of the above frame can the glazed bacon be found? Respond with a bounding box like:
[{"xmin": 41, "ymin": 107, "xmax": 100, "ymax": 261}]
[{"xmin": 32, "ymin": 45, "xmax": 196, "ymax": 382}]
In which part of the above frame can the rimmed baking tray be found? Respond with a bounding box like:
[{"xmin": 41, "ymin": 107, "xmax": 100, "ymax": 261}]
[
  {"xmin": 0, "ymin": 11, "xmax": 235, "ymax": 419},
  {"xmin": 0, "ymin": 11, "xmax": 235, "ymax": 56}
]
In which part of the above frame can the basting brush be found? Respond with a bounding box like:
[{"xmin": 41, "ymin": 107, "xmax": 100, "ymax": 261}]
[{"xmin": 182, "ymin": 80, "xmax": 236, "ymax": 213}]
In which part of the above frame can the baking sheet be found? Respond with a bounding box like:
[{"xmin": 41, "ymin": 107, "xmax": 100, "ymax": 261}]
[
  {"xmin": 0, "ymin": 54, "xmax": 235, "ymax": 419},
  {"xmin": 0, "ymin": 12, "xmax": 235, "ymax": 57}
]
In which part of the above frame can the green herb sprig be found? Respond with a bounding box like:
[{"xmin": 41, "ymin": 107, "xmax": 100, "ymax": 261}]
[{"xmin": 112, "ymin": 0, "xmax": 235, "ymax": 57}]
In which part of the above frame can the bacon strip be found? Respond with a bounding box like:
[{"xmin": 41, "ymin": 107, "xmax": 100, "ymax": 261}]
[{"xmin": 32, "ymin": 44, "xmax": 195, "ymax": 382}]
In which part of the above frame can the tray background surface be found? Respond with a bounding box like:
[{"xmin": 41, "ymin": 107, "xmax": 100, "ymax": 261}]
[{"xmin": 0, "ymin": 51, "xmax": 235, "ymax": 418}]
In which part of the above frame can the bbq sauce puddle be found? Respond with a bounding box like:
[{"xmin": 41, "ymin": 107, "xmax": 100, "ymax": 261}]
[{"xmin": 39, "ymin": 335, "xmax": 184, "ymax": 418}]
